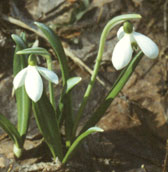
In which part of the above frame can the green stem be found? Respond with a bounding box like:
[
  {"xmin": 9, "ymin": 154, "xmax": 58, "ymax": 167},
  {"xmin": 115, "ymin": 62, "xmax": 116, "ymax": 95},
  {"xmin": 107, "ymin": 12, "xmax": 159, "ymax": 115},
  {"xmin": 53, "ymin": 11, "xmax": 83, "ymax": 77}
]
[
  {"xmin": 80, "ymin": 51, "xmax": 144, "ymax": 133},
  {"xmin": 72, "ymin": 14, "xmax": 141, "ymax": 137},
  {"xmin": 45, "ymin": 55, "xmax": 56, "ymax": 110}
]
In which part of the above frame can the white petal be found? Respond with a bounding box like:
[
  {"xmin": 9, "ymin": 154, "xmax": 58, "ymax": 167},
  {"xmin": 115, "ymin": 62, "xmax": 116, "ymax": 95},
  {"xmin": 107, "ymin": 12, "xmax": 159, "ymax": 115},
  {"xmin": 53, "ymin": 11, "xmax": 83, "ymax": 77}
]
[
  {"xmin": 112, "ymin": 34, "xmax": 133, "ymax": 70},
  {"xmin": 133, "ymin": 32, "xmax": 159, "ymax": 59},
  {"xmin": 13, "ymin": 67, "xmax": 28, "ymax": 89},
  {"xmin": 37, "ymin": 66, "xmax": 59, "ymax": 84},
  {"xmin": 117, "ymin": 26, "xmax": 125, "ymax": 40},
  {"xmin": 25, "ymin": 66, "xmax": 43, "ymax": 102}
]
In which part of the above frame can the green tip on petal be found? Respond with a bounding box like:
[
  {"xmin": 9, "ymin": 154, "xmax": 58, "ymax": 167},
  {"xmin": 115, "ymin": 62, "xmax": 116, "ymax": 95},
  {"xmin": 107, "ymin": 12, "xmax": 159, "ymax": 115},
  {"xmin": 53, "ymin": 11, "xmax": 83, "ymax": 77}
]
[
  {"xmin": 123, "ymin": 21, "xmax": 133, "ymax": 34},
  {"xmin": 28, "ymin": 55, "xmax": 37, "ymax": 66}
]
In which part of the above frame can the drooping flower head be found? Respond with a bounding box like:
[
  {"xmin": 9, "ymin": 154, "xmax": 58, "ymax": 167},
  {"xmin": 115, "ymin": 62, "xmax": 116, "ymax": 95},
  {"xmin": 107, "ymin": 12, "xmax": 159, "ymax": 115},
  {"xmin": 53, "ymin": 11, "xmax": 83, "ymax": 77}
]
[
  {"xmin": 13, "ymin": 55, "xmax": 59, "ymax": 102},
  {"xmin": 112, "ymin": 21, "xmax": 159, "ymax": 70}
]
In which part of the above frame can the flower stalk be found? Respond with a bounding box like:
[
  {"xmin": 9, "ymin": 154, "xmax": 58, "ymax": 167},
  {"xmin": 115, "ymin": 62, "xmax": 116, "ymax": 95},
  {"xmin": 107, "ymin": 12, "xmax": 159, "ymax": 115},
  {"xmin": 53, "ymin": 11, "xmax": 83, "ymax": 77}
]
[
  {"xmin": 80, "ymin": 51, "xmax": 144, "ymax": 133},
  {"xmin": 72, "ymin": 14, "xmax": 142, "ymax": 138}
]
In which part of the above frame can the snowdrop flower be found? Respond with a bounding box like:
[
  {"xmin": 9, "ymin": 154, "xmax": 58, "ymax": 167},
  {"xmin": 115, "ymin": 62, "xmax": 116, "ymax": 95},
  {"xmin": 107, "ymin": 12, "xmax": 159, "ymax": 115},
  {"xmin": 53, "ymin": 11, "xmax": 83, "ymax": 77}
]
[
  {"xmin": 112, "ymin": 21, "xmax": 159, "ymax": 70},
  {"xmin": 13, "ymin": 56, "xmax": 58, "ymax": 102}
]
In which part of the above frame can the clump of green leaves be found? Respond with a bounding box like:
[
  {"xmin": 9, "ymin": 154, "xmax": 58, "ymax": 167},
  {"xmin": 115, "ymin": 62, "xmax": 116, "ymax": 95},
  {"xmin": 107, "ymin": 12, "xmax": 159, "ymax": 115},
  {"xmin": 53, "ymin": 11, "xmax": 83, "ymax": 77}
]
[{"xmin": 0, "ymin": 14, "xmax": 147, "ymax": 163}]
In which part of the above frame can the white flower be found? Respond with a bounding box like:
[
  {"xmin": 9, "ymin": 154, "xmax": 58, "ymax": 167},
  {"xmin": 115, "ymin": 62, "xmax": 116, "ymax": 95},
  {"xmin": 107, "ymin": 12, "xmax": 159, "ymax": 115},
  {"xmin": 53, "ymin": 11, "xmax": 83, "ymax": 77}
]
[
  {"xmin": 112, "ymin": 26, "xmax": 159, "ymax": 70},
  {"xmin": 13, "ymin": 65, "xmax": 59, "ymax": 102}
]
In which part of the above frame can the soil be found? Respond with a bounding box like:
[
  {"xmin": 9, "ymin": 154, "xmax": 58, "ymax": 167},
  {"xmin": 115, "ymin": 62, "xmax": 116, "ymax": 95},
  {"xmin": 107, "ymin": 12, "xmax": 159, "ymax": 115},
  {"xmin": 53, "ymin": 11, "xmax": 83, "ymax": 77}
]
[{"xmin": 0, "ymin": 0, "xmax": 168, "ymax": 171}]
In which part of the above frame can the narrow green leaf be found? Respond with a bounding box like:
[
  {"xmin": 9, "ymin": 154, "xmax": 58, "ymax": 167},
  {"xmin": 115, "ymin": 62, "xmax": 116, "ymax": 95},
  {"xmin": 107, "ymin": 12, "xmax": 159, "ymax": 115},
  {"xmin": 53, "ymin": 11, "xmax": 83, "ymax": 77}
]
[
  {"xmin": 12, "ymin": 34, "xmax": 31, "ymax": 144},
  {"xmin": 62, "ymin": 127, "xmax": 103, "ymax": 164},
  {"xmin": 0, "ymin": 114, "xmax": 22, "ymax": 148},
  {"xmin": 66, "ymin": 77, "xmax": 82, "ymax": 94},
  {"xmin": 80, "ymin": 51, "xmax": 144, "ymax": 134},
  {"xmin": 12, "ymin": 34, "xmax": 27, "ymax": 75},
  {"xmin": 34, "ymin": 22, "xmax": 69, "ymax": 84},
  {"xmin": 20, "ymin": 32, "xmax": 27, "ymax": 42},
  {"xmin": 35, "ymin": 22, "xmax": 73, "ymax": 144},
  {"xmin": 32, "ymin": 92, "xmax": 63, "ymax": 160},
  {"xmin": 57, "ymin": 77, "xmax": 82, "ymax": 141}
]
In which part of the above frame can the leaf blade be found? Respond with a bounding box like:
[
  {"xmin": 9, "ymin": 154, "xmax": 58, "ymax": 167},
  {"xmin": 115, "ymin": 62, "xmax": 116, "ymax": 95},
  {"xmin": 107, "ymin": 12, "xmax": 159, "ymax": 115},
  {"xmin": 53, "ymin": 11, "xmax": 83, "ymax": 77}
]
[
  {"xmin": 32, "ymin": 92, "xmax": 63, "ymax": 160},
  {"xmin": 12, "ymin": 34, "xmax": 31, "ymax": 143},
  {"xmin": 0, "ymin": 114, "xmax": 21, "ymax": 147},
  {"xmin": 35, "ymin": 22, "xmax": 73, "ymax": 144},
  {"xmin": 62, "ymin": 127, "xmax": 103, "ymax": 164}
]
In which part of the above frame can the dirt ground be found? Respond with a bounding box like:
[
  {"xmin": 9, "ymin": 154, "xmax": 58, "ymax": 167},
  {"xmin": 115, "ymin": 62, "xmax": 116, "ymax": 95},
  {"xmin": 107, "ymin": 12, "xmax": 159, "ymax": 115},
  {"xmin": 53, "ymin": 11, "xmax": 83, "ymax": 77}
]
[{"xmin": 0, "ymin": 0, "xmax": 168, "ymax": 171}]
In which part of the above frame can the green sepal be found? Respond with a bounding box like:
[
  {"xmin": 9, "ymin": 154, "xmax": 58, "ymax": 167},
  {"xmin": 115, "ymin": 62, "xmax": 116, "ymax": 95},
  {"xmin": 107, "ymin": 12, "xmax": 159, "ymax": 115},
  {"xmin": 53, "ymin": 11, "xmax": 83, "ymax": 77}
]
[
  {"xmin": 62, "ymin": 127, "xmax": 103, "ymax": 164},
  {"xmin": 12, "ymin": 34, "xmax": 31, "ymax": 144},
  {"xmin": 80, "ymin": 51, "xmax": 144, "ymax": 134},
  {"xmin": 32, "ymin": 92, "xmax": 63, "ymax": 160}
]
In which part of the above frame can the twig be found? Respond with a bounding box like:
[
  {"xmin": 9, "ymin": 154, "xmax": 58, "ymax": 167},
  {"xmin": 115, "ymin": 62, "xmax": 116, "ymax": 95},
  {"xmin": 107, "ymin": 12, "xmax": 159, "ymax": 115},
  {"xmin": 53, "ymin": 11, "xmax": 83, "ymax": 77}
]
[{"xmin": 1, "ymin": 14, "xmax": 44, "ymax": 38}]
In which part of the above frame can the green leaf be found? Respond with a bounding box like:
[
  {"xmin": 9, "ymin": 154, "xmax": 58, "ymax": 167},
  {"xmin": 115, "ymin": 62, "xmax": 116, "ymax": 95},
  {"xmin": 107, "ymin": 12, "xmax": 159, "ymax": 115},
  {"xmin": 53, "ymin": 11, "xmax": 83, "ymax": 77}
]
[
  {"xmin": 58, "ymin": 77, "xmax": 81, "ymax": 136},
  {"xmin": 0, "ymin": 114, "xmax": 22, "ymax": 148},
  {"xmin": 35, "ymin": 22, "xmax": 73, "ymax": 144},
  {"xmin": 62, "ymin": 127, "xmax": 103, "ymax": 164},
  {"xmin": 11, "ymin": 34, "xmax": 27, "ymax": 76},
  {"xmin": 80, "ymin": 51, "xmax": 144, "ymax": 133},
  {"xmin": 66, "ymin": 77, "xmax": 82, "ymax": 94},
  {"xmin": 32, "ymin": 92, "xmax": 63, "ymax": 160},
  {"xmin": 58, "ymin": 77, "xmax": 82, "ymax": 123},
  {"xmin": 12, "ymin": 34, "xmax": 31, "ymax": 144},
  {"xmin": 34, "ymin": 22, "xmax": 69, "ymax": 84}
]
